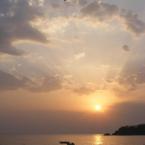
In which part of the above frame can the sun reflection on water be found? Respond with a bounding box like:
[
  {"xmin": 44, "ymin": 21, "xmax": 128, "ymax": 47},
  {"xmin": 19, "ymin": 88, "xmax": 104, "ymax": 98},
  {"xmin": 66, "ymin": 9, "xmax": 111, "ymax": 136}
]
[{"xmin": 95, "ymin": 135, "xmax": 103, "ymax": 145}]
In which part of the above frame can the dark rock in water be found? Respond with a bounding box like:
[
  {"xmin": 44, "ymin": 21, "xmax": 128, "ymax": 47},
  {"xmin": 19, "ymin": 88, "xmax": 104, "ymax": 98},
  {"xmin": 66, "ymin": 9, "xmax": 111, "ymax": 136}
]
[
  {"xmin": 112, "ymin": 124, "xmax": 145, "ymax": 135},
  {"xmin": 60, "ymin": 141, "xmax": 75, "ymax": 145},
  {"xmin": 104, "ymin": 133, "xmax": 110, "ymax": 136}
]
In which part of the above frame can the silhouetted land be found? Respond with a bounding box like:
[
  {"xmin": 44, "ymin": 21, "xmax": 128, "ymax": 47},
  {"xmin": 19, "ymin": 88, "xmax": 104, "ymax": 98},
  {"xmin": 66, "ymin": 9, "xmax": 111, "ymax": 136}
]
[{"xmin": 112, "ymin": 124, "xmax": 145, "ymax": 135}]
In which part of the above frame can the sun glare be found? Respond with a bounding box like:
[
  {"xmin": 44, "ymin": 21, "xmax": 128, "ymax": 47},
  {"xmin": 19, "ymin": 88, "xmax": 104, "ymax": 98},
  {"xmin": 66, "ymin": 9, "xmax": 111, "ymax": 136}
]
[{"xmin": 95, "ymin": 104, "xmax": 103, "ymax": 112}]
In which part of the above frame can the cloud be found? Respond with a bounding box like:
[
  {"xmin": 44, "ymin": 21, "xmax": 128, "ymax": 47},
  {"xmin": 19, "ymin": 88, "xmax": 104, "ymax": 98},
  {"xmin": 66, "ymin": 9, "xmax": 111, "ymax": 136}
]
[
  {"xmin": 119, "ymin": 56, "xmax": 145, "ymax": 90},
  {"xmin": 81, "ymin": 1, "xmax": 119, "ymax": 21},
  {"xmin": 121, "ymin": 10, "xmax": 145, "ymax": 35},
  {"xmin": 0, "ymin": 70, "xmax": 28, "ymax": 90},
  {"xmin": 80, "ymin": 0, "xmax": 145, "ymax": 35},
  {"xmin": 0, "ymin": 0, "xmax": 47, "ymax": 55},
  {"xmin": 73, "ymin": 86, "xmax": 93, "ymax": 95},
  {"xmin": 122, "ymin": 44, "xmax": 130, "ymax": 52},
  {"xmin": 28, "ymin": 75, "xmax": 62, "ymax": 92},
  {"xmin": 0, "ymin": 0, "xmax": 144, "ymax": 56},
  {"xmin": 73, "ymin": 84, "xmax": 97, "ymax": 95},
  {"xmin": 107, "ymin": 101, "xmax": 145, "ymax": 127},
  {"xmin": 0, "ymin": 70, "xmax": 62, "ymax": 92},
  {"xmin": 74, "ymin": 52, "xmax": 85, "ymax": 60}
]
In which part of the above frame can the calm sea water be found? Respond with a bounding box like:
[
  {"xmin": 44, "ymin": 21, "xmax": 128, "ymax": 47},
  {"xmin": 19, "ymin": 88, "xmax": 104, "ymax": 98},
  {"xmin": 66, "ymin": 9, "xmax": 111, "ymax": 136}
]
[{"xmin": 0, "ymin": 134, "xmax": 144, "ymax": 145}]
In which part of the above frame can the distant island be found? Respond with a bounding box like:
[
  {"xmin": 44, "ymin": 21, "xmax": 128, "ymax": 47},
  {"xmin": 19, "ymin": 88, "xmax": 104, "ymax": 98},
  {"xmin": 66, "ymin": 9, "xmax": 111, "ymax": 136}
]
[{"xmin": 105, "ymin": 124, "xmax": 145, "ymax": 135}]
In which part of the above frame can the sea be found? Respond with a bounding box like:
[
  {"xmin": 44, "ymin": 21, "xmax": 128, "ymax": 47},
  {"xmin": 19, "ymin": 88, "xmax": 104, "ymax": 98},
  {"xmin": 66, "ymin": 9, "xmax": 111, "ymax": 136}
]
[{"xmin": 0, "ymin": 134, "xmax": 145, "ymax": 145}]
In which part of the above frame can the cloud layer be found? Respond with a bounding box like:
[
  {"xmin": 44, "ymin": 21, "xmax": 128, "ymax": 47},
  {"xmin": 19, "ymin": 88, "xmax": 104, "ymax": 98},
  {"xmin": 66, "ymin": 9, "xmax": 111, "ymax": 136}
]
[
  {"xmin": 0, "ymin": 0, "xmax": 145, "ymax": 55},
  {"xmin": 0, "ymin": 0, "xmax": 145, "ymax": 95}
]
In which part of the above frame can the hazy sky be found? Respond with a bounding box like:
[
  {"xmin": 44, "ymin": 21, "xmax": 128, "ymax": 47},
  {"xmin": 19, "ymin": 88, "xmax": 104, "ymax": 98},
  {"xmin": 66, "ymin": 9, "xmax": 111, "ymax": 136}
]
[{"xmin": 0, "ymin": 0, "xmax": 145, "ymax": 134}]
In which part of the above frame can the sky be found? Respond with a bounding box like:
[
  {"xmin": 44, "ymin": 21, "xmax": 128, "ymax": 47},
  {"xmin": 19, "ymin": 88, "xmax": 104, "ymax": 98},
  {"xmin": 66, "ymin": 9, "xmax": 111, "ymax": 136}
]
[{"xmin": 0, "ymin": 0, "xmax": 145, "ymax": 134}]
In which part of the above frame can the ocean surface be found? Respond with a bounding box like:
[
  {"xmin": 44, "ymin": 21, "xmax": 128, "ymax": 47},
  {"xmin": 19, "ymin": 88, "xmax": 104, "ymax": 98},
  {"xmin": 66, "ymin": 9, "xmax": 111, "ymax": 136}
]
[{"xmin": 0, "ymin": 134, "xmax": 144, "ymax": 145}]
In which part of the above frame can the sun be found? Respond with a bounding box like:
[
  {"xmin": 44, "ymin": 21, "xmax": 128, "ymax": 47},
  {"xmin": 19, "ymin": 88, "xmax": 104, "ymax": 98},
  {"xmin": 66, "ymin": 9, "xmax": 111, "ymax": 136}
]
[{"xmin": 95, "ymin": 104, "xmax": 103, "ymax": 112}]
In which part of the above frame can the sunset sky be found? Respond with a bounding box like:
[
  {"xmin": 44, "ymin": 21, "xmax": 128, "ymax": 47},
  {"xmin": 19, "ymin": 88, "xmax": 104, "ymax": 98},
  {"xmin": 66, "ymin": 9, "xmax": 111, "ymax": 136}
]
[{"xmin": 0, "ymin": 0, "xmax": 145, "ymax": 134}]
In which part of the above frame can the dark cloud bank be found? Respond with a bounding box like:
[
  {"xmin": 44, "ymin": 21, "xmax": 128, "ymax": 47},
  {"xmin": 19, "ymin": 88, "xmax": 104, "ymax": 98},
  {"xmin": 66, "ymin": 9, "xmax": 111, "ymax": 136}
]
[
  {"xmin": 0, "ymin": 0, "xmax": 46, "ymax": 55},
  {"xmin": 80, "ymin": 0, "xmax": 145, "ymax": 35},
  {"xmin": 0, "ymin": 101, "xmax": 145, "ymax": 134}
]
